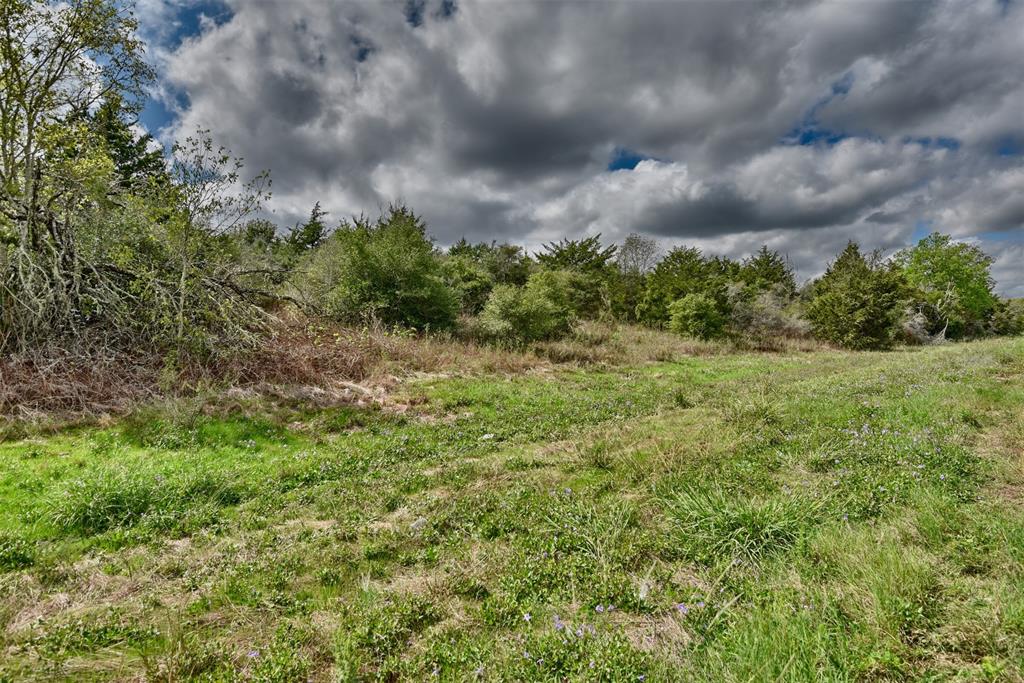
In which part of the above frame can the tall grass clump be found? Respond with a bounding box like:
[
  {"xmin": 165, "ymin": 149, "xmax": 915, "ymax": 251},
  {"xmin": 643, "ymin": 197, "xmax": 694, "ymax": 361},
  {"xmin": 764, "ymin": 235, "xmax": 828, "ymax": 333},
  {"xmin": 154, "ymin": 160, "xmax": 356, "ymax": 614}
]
[
  {"xmin": 48, "ymin": 467, "xmax": 246, "ymax": 535},
  {"xmin": 665, "ymin": 485, "xmax": 821, "ymax": 564}
]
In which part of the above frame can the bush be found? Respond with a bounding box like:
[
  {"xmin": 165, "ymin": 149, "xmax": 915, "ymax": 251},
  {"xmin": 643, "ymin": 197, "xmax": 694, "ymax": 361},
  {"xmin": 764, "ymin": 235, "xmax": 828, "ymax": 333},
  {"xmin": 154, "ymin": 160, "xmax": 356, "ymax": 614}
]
[
  {"xmin": 990, "ymin": 298, "xmax": 1024, "ymax": 336},
  {"xmin": 636, "ymin": 246, "xmax": 730, "ymax": 325},
  {"xmin": 805, "ymin": 242, "xmax": 907, "ymax": 350},
  {"xmin": 441, "ymin": 255, "xmax": 494, "ymax": 315},
  {"xmin": 295, "ymin": 206, "xmax": 458, "ymax": 330},
  {"xmin": 729, "ymin": 284, "xmax": 809, "ymax": 341},
  {"xmin": 478, "ymin": 275, "xmax": 573, "ymax": 344},
  {"xmin": 668, "ymin": 293, "xmax": 727, "ymax": 340}
]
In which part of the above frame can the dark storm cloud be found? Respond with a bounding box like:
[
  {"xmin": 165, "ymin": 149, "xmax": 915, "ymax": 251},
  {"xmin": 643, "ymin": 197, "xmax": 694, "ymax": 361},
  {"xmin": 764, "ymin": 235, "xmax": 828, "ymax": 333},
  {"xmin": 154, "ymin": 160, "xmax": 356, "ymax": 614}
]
[{"xmin": 146, "ymin": 0, "xmax": 1024, "ymax": 293}]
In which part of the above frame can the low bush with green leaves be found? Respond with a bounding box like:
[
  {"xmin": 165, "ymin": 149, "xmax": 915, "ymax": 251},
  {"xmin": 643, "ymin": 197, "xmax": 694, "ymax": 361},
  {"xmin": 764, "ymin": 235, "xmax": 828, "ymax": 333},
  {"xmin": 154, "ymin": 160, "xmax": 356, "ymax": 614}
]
[
  {"xmin": 477, "ymin": 273, "xmax": 575, "ymax": 344},
  {"xmin": 294, "ymin": 205, "xmax": 458, "ymax": 330},
  {"xmin": 668, "ymin": 292, "xmax": 728, "ymax": 340}
]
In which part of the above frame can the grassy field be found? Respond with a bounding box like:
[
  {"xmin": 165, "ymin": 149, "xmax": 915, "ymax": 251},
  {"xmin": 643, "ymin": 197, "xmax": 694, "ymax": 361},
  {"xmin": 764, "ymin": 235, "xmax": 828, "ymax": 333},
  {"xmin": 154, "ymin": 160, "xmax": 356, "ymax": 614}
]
[{"xmin": 0, "ymin": 335, "xmax": 1022, "ymax": 681}]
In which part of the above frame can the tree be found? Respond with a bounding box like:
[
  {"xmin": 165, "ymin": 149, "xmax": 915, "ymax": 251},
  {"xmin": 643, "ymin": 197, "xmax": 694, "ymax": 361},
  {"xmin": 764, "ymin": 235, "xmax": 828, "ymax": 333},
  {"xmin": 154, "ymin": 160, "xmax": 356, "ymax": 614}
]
[
  {"xmin": 295, "ymin": 205, "xmax": 457, "ymax": 330},
  {"xmin": 287, "ymin": 202, "xmax": 328, "ymax": 253},
  {"xmin": 536, "ymin": 235, "xmax": 617, "ymax": 273},
  {"xmin": 90, "ymin": 93, "xmax": 167, "ymax": 190},
  {"xmin": 668, "ymin": 293, "xmax": 727, "ymax": 340},
  {"xmin": 613, "ymin": 233, "xmax": 660, "ymax": 322},
  {"xmin": 895, "ymin": 232, "xmax": 998, "ymax": 339},
  {"xmin": 636, "ymin": 247, "xmax": 730, "ymax": 325},
  {"xmin": 0, "ymin": 0, "xmax": 153, "ymax": 351},
  {"xmin": 805, "ymin": 242, "xmax": 907, "ymax": 350},
  {"xmin": 448, "ymin": 239, "xmax": 532, "ymax": 286},
  {"xmin": 535, "ymin": 235, "xmax": 618, "ymax": 318},
  {"xmin": 165, "ymin": 131, "xmax": 271, "ymax": 349},
  {"xmin": 616, "ymin": 233, "xmax": 660, "ymax": 275},
  {"xmin": 442, "ymin": 254, "xmax": 493, "ymax": 315},
  {"xmin": 478, "ymin": 279, "xmax": 571, "ymax": 344},
  {"xmin": 740, "ymin": 246, "xmax": 796, "ymax": 297}
]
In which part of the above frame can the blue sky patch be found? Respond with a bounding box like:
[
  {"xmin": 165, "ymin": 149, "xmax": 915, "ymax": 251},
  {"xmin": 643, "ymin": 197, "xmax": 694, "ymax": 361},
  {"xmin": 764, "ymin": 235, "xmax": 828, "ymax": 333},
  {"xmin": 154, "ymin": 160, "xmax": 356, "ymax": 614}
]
[
  {"xmin": 996, "ymin": 136, "xmax": 1023, "ymax": 156},
  {"xmin": 607, "ymin": 147, "xmax": 656, "ymax": 171},
  {"xmin": 782, "ymin": 72, "xmax": 856, "ymax": 147}
]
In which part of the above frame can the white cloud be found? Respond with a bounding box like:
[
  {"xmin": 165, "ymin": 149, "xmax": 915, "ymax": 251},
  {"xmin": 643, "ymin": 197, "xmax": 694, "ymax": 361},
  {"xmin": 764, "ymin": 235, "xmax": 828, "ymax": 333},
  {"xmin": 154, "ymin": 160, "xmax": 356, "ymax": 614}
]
[{"xmin": 143, "ymin": 0, "xmax": 1024, "ymax": 294}]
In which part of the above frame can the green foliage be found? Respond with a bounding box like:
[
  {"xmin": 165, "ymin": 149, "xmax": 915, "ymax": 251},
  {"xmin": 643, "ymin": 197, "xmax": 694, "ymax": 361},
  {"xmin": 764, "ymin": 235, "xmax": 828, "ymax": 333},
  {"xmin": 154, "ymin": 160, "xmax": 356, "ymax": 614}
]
[
  {"xmin": 535, "ymin": 235, "xmax": 620, "ymax": 319},
  {"xmin": 896, "ymin": 232, "xmax": 999, "ymax": 339},
  {"xmin": 536, "ymin": 235, "xmax": 617, "ymax": 273},
  {"xmin": 295, "ymin": 205, "xmax": 457, "ymax": 330},
  {"xmin": 286, "ymin": 202, "xmax": 328, "ymax": 253},
  {"xmin": 740, "ymin": 246, "xmax": 796, "ymax": 297},
  {"xmin": 990, "ymin": 298, "xmax": 1024, "ymax": 336},
  {"xmin": 448, "ymin": 238, "xmax": 533, "ymax": 286},
  {"xmin": 90, "ymin": 93, "xmax": 167, "ymax": 191},
  {"xmin": 668, "ymin": 292, "xmax": 727, "ymax": 340},
  {"xmin": 637, "ymin": 246, "xmax": 730, "ymax": 325},
  {"xmin": 442, "ymin": 254, "xmax": 495, "ymax": 314},
  {"xmin": 477, "ymin": 274, "xmax": 573, "ymax": 344},
  {"xmin": 805, "ymin": 242, "xmax": 907, "ymax": 349}
]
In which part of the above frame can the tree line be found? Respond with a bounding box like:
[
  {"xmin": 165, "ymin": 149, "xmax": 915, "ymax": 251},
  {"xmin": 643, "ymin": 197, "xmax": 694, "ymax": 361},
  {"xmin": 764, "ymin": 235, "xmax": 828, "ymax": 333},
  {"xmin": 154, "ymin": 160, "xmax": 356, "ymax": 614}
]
[{"xmin": 2, "ymin": 0, "xmax": 1020, "ymax": 364}]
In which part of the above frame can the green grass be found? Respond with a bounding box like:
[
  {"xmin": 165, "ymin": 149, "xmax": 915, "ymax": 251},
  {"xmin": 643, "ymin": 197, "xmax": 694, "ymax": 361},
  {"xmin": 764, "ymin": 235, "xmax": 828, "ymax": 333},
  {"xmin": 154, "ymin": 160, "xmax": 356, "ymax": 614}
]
[{"xmin": 0, "ymin": 337, "xmax": 1022, "ymax": 680}]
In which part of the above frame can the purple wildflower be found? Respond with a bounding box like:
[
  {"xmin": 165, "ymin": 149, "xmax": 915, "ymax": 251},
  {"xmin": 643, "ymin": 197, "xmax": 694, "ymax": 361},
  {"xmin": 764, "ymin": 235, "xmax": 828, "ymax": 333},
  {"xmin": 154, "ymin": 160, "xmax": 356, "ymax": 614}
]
[
  {"xmin": 595, "ymin": 604, "xmax": 605, "ymax": 613},
  {"xmin": 676, "ymin": 603, "xmax": 689, "ymax": 615}
]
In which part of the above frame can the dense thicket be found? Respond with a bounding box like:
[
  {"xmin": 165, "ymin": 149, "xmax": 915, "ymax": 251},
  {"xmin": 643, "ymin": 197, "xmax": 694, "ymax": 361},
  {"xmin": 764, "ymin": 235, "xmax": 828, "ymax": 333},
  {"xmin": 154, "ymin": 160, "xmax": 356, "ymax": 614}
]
[{"xmin": 1, "ymin": 1, "xmax": 1020, "ymax": 366}]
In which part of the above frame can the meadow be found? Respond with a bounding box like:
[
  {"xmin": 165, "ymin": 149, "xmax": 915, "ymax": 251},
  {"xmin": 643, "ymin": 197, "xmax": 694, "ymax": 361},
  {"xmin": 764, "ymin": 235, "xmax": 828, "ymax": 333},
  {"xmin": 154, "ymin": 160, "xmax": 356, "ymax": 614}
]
[{"xmin": 0, "ymin": 331, "xmax": 1021, "ymax": 681}]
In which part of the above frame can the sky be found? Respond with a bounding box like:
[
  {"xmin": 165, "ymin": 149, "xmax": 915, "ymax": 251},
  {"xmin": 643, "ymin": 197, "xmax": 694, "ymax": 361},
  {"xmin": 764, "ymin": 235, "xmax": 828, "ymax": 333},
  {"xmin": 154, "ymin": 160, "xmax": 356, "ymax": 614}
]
[{"xmin": 136, "ymin": 0, "xmax": 1024, "ymax": 296}]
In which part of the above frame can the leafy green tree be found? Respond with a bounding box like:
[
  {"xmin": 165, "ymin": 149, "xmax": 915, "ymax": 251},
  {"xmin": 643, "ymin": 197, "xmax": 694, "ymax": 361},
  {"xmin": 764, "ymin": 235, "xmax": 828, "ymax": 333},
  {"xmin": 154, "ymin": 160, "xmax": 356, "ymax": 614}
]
[
  {"xmin": 636, "ymin": 247, "xmax": 730, "ymax": 325},
  {"xmin": 668, "ymin": 293, "xmax": 727, "ymax": 340},
  {"xmin": 805, "ymin": 242, "xmax": 907, "ymax": 349},
  {"xmin": 442, "ymin": 255, "xmax": 494, "ymax": 315},
  {"xmin": 895, "ymin": 233, "xmax": 998, "ymax": 339},
  {"xmin": 535, "ymin": 235, "xmax": 618, "ymax": 318},
  {"xmin": 477, "ymin": 269, "xmax": 578, "ymax": 344},
  {"xmin": 0, "ymin": 0, "xmax": 153, "ymax": 351},
  {"xmin": 287, "ymin": 202, "xmax": 328, "ymax": 253},
  {"xmin": 295, "ymin": 205, "xmax": 457, "ymax": 330},
  {"xmin": 740, "ymin": 246, "xmax": 796, "ymax": 297},
  {"xmin": 90, "ymin": 93, "xmax": 167, "ymax": 190},
  {"xmin": 537, "ymin": 235, "xmax": 617, "ymax": 273},
  {"xmin": 990, "ymin": 298, "xmax": 1024, "ymax": 337},
  {"xmin": 448, "ymin": 239, "xmax": 532, "ymax": 286}
]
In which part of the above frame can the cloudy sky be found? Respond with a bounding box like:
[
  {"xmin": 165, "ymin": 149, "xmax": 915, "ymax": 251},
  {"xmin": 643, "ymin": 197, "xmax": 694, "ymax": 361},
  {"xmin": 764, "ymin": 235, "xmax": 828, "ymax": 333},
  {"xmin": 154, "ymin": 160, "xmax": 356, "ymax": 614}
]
[{"xmin": 137, "ymin": 0, "xmax": 1023, "ymax": 295}]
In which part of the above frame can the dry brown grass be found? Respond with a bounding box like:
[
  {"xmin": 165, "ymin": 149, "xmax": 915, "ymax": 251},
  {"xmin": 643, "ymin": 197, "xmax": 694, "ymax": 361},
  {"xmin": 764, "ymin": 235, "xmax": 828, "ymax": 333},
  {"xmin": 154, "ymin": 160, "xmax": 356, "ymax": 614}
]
[{"xmin": 0, "ymin": 317, "xmax": 825, "ymax": 430}]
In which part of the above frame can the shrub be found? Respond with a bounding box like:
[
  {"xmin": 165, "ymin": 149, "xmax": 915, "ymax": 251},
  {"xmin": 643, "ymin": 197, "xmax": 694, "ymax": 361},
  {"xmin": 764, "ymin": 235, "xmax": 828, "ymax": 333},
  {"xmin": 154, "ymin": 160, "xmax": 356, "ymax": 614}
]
[
  {"xmin": 442, "ymin": 255, "xmax": 494, "ymax": 315},
  {"xmin": 295, "ymin": 205, "xmax": 458, "ymax": 330},
  {"xmin": 805, "ymin": 242, "xmax": 907, "ymax": 350},
  {"xmin": 477, "ymin": 280, "xmax": 571, "ymax": 344},
  {"xmin": 668, "ymin": 293, "xmax": 727, "ymax": 340},
  {"xmin": 636, "ymin": 246, "xmax": 730, "ymax": 325},
  {"xmin": 729, "ymin": 284, "xmax": 810, "ymax": 342},
  {"xmin": 990, "ymin": 298, "xmax": 1024, "ymax": 337}
]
